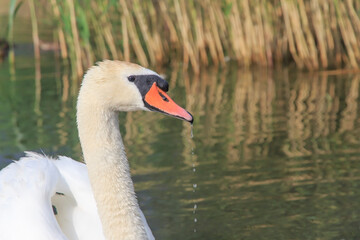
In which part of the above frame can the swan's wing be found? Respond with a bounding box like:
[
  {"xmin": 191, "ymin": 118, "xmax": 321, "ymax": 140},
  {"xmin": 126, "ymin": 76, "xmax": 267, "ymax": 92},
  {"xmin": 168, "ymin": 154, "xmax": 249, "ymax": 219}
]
[
  {"xmin": 54, "ymin": 156, "xmax": 154, "ymax": 240},
  {"xmin": 0, "ymin": 152, "xmax": 68, "ymax": 240},
  {"xmin": 0, "ymin": 152, "xmax": 104, "ymax": 240},
  {"xmin": 140, "ymin": 209, "xmax": 155, "ymax": 240},
  {"xmin": 0, "ymin": 152, "xmax": 154, "ymax": 240},
  {"xmin": 52, "ymin": 155, "xmax": 105, "ymax": 240}
]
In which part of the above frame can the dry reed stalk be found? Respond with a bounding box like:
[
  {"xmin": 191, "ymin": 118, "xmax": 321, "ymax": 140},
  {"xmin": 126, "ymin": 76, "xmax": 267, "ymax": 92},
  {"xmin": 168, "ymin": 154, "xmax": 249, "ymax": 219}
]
[
  {"xmin": 174, "ymin": 0, "xmax": 199, "ymax": 72},
  {"xmin": 146, "ymin": 1, "xmax": 165, "ymax": 63},
  {"xmin": 182, "ymin": 0, "xmax": 200, "ymax": 71},
  {"xmin": 119, "ymin": 0, "xmax": 149, "ymax": 66},
  {"xmin": 289, "ymin": 0, "xmax": 312, "ymax": 69},
  {"xmin": 28, "ymin": 0, "xmax": 40, "ymax": 61},
  {"xmin": 329, "ymin": 1, "xmax": 342, "ymax": 67},
  {"xmin": 281, "ymin": 0, "xmax": 303, "ymax": 68},
  {"xmin": 66, "ymin": 0, "xmax": 83, "ymax": 77},
  {"xmin": 298, "ymin": 0, "xmax": 318, "ymax": 68},
  {"xmin": 194, "ymin": 7, "xmax": 208, "ymax": 65},
  {"xmin": 206, "ymin": 0, "xmax": 225, "ymax": 65},
  {"xmin": 156, "ymin": 2, "xmax": 175, "ymax": 61},
  {"xmin": 83, "ymin": 41, "xmax": 94, "ymax": 68},
  {"xmin": 74, "ymin": 6, "xmax": 94, "ymax": 68},
  {"xmin": 346, "ymin": 0, "xmax": 360, "ymax": 64},
  {"xmin": 186, "ymin": 2, "xmax": 201, "ymax": 64},
  {"xmin": 96, "ymin": 2, "xmax": 121, "ymax": 61},
  {"xmin": 311, "ymin": 0, "xmax": 328, "ymax": 68},
  {"xmin": 200, "ymin": 7, "xmax": 218, "ymax": 67},
  {"xmin": 337, "ymin": 1, "xmax": 358, "ymax": 68},
  {"xmin": 321, "ymin": 1, "xmax": 334, "ymax": 52},
  {"xmin": 254, "ymin": 1, "xmax": 267, "ymax": 65},
  {"xmin": 89, "ymin": 12, "xmax": 109, "ymax": 59},
  {"xmin": 158, "ymin": 1, "xmax": 179, "ymax": 45},
  {"xmin": 100, "ymin": 13, "xmax": 123, "ymax": 59},
  {"xmin": 50, "ymin": 0, "xmax": 68, "ymax": 59},
  {"xmin": 228, "ymin": 10, "xmax": 240, "ymax": 61},
  {"xmin": 102, "ymin": 20, "xmax": 121, "ymax": 60},
  {"xmin": 188, "ymin": 2, "xmax": 204, "ymax": 68},
  {"xmin": 213, "ymin": 2, "xmax": 229, "ymax": 59},
  {"xmin": 261, "ymin": 1, "xmax": 274, "ymax": 66},
  {"xmin": 213, "ymin": 3, "xmax": 227, "ymax": 40},
  {"xmin": 132, "ymin": 0, "xmax": 156, "ymax": 64},
  {"xmin": 347, "ymin": 0, "xmax": 360, "ymax": 36},
  {"xmin": 173, "ymin": 0, "xmax": 189, "ymax": 68},
  {"xmin": 229, "ymin": 0, "xmax": 249, "ymax": 65},
  {"xmin": 344, "ymin": 0, "xmax": 360, "ymax": 62},
  {"xmin": 272, "ymin": 4, "xmax": 287, "ymax": 64},
  {"xmin": 243, "ymin": 0, "xmax": 256, "ymax": 67},
  {"xmin": 121, "ymin": 16, "xmax": 130, "ymax": 61},
  {"xmin": 205, "ymin": 31, "xmax": 218, "ymax": 66}
]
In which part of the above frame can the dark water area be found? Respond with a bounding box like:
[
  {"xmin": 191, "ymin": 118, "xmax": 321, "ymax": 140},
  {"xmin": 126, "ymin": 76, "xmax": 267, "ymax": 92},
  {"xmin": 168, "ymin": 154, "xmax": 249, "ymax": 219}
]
[{"xmin": 1, "ymin": 51, "xmax": 360, "ymax": 240}]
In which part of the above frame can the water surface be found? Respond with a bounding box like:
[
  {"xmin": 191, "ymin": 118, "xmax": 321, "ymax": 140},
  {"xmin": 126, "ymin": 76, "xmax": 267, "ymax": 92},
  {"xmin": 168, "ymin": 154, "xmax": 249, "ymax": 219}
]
[{"xmin": 1, "ymin": 53, "xmax": 360, "ymax": 239}]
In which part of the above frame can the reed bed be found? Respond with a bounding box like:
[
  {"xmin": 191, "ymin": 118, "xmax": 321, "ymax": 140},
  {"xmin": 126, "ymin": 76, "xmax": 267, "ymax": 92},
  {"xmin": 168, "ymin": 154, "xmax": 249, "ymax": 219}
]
[{"xmin": 15, "ymin": 0, "xmax": 360, "ymax": 75}]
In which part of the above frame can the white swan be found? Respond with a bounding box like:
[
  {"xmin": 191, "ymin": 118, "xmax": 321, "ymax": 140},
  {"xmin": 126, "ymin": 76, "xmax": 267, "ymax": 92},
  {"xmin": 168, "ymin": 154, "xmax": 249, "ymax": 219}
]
[{"xmin": 0, "ymin": 60, "xmax": 193, "ymax": 240}]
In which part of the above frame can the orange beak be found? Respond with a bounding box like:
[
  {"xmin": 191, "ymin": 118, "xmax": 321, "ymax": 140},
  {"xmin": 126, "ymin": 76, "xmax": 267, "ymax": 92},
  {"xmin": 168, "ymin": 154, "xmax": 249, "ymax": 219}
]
[{"xmin": 144, "ymin": 83, "xmax": 193, "ymax": 123}]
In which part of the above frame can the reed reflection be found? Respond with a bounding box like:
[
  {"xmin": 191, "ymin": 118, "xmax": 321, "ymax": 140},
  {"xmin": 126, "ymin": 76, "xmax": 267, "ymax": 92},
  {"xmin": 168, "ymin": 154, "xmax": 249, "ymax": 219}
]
[{"xmin": 179, "ymin": 68, "xmax": 360, "ymax": 161}]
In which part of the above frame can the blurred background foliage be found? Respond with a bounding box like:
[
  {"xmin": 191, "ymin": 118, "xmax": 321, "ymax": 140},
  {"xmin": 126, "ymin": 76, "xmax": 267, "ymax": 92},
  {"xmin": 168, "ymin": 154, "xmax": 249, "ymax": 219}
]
[{"xmin": 1, "ymin": 0, "xmax": 360, "ymax": 76}]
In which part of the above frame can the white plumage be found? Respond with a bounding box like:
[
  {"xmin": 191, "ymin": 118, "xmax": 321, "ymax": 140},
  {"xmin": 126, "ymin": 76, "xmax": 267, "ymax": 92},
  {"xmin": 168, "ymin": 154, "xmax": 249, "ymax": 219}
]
[{"xmin": 0, "ymin": 152, "xmax": 154, "ymax": 240}]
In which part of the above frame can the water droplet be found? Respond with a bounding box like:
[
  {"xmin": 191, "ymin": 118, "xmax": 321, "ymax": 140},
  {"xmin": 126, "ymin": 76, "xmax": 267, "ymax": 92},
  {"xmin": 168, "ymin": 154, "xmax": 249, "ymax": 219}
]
[{"xmin": 189, "ymin": 124, "xmax": 198, "ymax": 234}]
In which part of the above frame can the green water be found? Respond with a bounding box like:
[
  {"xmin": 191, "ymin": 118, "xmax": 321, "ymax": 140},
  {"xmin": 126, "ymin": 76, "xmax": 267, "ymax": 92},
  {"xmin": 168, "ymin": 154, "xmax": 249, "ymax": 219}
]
[{"xmin": 1, "ymin": 51, "xmax": 360, "ymax": 240}]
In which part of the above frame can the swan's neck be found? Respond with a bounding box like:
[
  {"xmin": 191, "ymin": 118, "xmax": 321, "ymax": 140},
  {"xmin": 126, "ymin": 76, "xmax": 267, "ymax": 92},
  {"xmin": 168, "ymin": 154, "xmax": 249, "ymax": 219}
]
[{"xmin": 77, "ymin": 100, "xmax": 148, "ymax": 240}]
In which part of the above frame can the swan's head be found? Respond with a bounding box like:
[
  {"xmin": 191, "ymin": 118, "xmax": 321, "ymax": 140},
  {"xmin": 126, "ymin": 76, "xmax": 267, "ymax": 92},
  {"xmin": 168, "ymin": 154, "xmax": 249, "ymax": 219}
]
[{"xmin": 79, "ymin": 60, "xmax": 193, "ymax": 123}]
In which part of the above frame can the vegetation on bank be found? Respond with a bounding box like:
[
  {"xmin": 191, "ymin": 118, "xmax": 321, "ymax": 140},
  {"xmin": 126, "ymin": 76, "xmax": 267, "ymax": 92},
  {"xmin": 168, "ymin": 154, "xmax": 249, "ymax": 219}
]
[{"xmin": 6, "ymin": 0, "xmax": 360, "ymax": 75}]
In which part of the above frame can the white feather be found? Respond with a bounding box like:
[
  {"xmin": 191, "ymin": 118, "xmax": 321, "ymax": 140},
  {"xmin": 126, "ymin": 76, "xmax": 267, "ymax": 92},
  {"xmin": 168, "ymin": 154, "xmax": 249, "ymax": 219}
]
[
  {"xmin": 0, "ymin": 152, "xmax": 67, "ymax": 240},
  {"xmin": 0, "ymin": 152, "xmax": 154, "ymax": 240}
]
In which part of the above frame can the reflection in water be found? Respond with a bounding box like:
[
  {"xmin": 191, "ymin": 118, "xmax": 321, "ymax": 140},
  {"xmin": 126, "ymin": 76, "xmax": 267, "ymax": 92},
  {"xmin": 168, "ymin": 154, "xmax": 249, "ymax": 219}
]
[{"xmin": 1, "ymin": 57, "xmax": 360, "ymax": 239}]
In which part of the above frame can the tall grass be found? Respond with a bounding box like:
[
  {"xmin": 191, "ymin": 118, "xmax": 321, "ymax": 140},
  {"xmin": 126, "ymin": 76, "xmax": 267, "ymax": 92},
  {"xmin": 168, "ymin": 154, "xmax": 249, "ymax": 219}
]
[
  {"xmin": 7, "ymin": 0, "xmax": 22, "ymax": 67},
  {"xmin": 16, "ymin": 0, "xmax": 360, "ymax": 74}
]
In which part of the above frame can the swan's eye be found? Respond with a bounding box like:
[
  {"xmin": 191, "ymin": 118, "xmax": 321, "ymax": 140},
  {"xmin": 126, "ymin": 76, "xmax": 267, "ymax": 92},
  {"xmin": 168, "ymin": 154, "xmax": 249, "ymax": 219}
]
[
  {"xmin": 130, "ymin": 74, "xmax": 170, "ymax": 99},
  {"xmin": 128, "ymin": 76, "xmax": 135, "ymax": 82}
]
